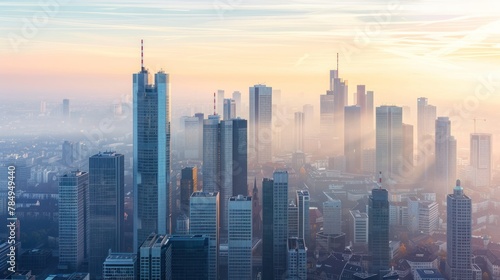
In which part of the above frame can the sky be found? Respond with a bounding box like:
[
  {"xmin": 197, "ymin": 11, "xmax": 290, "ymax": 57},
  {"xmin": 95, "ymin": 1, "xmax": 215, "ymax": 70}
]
[{"xmin": 1, "ymin": 0, "xmax": 500, "ymax": 130}]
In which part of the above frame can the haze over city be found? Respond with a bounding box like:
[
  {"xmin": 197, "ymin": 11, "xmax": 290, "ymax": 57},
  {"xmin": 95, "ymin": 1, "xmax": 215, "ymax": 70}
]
[{"xmin": 1, "ymin": 1, "xmax": 500, "ymax": 280}]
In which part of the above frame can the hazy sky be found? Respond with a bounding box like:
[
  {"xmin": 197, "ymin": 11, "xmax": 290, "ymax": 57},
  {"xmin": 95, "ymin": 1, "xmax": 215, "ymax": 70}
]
[{"xmin": 1, "ymin": 0, "xmax": 499, "ymax": 117}]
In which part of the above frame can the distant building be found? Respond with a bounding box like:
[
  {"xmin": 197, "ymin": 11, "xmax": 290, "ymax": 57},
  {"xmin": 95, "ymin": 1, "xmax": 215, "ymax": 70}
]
[
  {"xmin": 288, "ymin": 201, "xmax": 299, "ymax": 238},
  {"xmin": 286, "ymin": 238, "xmax": 307, "ymax": 280},
  {"xmin": 414, "ymin": 268, "xmax": 445, "ymax": 280},
  {"xmin": 62, "ymin": 98, "xmax": 70, "ymax": 118},
  {"xmin": 58, "ymin": 171, "xmax": 89, "ymax": 271},
  {"xmin": 323, "ymin": 199, "xmax": 342, "ymax": 235},
  {"xmin": 435, "ymin": 117, "xmax": 457, "ymax": 196},
  {"xmin": 180, "ymin": 166, "xmax": 198, "ymax": 215},
  {"xmin": 470, "ymin": 133, "xmax": 491, "ymax": 188},
  {"xmin": 344, "ymin": 106, "xmax": 362, "ymax": 174},
  {"xmin": 376, "ymin": 106, "xmax": 403, "ymax": 181},
  {"xmin": 417, "ymin": 97, "xmax": 436, "ymax": 181},
  {"xmin": 249, "ymin": 84, "xmax": 273, "ymax": 164},
  {"xmin": 294, "ymin": 112, "xmax": 305, "ymax": 152},
  {"xmin": 103, "ymin": 252, "xmax": 137, "ymax": 280},
  {"xmin": 223, "ymin": 98, "xmax": 236, "ymax": 120}
]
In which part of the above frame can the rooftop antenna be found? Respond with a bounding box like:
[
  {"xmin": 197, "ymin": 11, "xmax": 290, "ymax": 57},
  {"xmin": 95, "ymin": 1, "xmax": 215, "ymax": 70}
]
[
  {"xmin": 213, "ymin": 92, "xmax": 216, "ymax": 115},
  {"xmin": 141, "ymin": 39, "xmax": 144, "ymax": 71},
  {"xmin": 337, "ymin": 52, "xmax": 339, "ymax": 72}
]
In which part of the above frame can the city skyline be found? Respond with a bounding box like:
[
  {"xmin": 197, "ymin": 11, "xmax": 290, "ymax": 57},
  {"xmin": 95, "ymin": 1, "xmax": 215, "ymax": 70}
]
[{"xmin": 1, "ymin": 1, "xmax": 499, "ymax": 111}]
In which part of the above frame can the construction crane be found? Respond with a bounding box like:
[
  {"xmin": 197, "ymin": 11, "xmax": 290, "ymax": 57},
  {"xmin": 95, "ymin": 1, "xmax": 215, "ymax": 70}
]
[{"xmin": 472, "ymin": 118, "xmax": 486, "ymax": 133}]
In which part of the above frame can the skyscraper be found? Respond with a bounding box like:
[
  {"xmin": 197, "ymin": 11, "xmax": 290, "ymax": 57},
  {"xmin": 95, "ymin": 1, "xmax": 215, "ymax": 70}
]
[
  {"xmin": 376, "ymin": 106, "xmax": 403, "ymax": 181},
  {"xmin": 249, "ymin": 84, "xmax": 272, "ymax": 164},
  {"xmin": 220, "ymin": 119, "xmax": 248, "ymax": 231},
  {"xmin": 180, "ymin": 166, "xmax": 197, "ymax": 215},
  {"xmin": 294, "ymin": 111, "xmax": 304, "ymax": 152},
  {"xmin": 446, "ymin": 180, "xmax": 475, "ymax": 279},
  {"xmin": 344, "ymin": 106, "xmax": 362, "ymax": 174},
  {"xmin": 62, "ymin": 140, "xmax": 74, "ymax": 166},
  {"xmin": 183, "ymin": 115, "xmax": 203, "ymax": 160},
  {"xmin": 217, "ymin": 89, "xmax": 225, "ymax": 116},
  {"xmin": 356, "ymin": 86, "xmax": 375, "ymax": 150},
  {"xmin": 402, "ymin": 123, "xmax": 414, "ymax": 172},
  {"xmin": 435, "ymin": 117, "xmax": 457, "ymax": 196},
  {"xmin": 417, "ymin": 97, "xmax": 437, "ymax": 180},
  {"xmin": 263, "ymin": 171, "xmax": 289, "ymax": 280},
  {"xmin": 368, "ymin": 188, "xmax": 390, "ymax": 275},
  {"xmin": 62, "ymin": 98, "xmax": 70, "ymax": 118},
  {"xmin": 88, "ymin": 152, "xmax": 125, "ymax": 279},
  {"xmin": 133, "ymin": 41, "xmax": 171, "ymax": 250},
  {"xmin": 228, "ymin": 195, "xmax": 253, "ymax": 280},
  {"xmin": 296, "ymin": 190, "xmax": 310, "ymax": 247},
  {"xmin": 203, "ymin": 114, "xmax": 221, "ymax": 193},
  {"xmin": 233, "ymin": 91, "xmax": 242, "ymax": 118},
  {"xmin": 58, "ymin": 171, "xmax": 89, "ymax": 271},
  {"xmin": 332, "ymin": 69, "xmax": 348, "ymax": 156},
  {"xmin": 223, "ymin": 98, "xmax": 236, "ymax": 120},
  {"xmin": 288, "ymin": 201, "xmax": 299, "ymax": 238},
  {"xmin": 470, "ymin": 133, "xmax": 491, "ymax": 188},
  {"xmin": 189, "ymin": 191, "xmax": 219, "ymax": 280},
  {"xmin": 319, "ymin": 93, "xmax": 335, "ymax": 155}
]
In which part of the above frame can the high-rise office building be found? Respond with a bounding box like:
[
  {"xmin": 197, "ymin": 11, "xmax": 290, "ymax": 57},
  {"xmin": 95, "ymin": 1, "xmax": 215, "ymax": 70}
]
[
  {"xmin": 59, "ymin": 171, "xmax": 89, "ymax": 271},
  {"xmin": 368, "ymin": 188, "xmax": 390, "ymax": 274},
  {"xmin": 228, "ymin": 195, "xmax": 253, "ymax": 280},
  {"xmin": 217, "ymin": 89, "xmax": 225, "ymax": 116},
  {"xmin": 223, "ymin": 98, "xmax": 236, "ymax": 120},
  {"xmin": 435, "ymin": 117, "xmax": 457, "ymax": 195},
  {"xmin": 62, "ymin": 98, "xmax": 70, "ymax": 118},
  {"xmin": 320, "ymin": 93, "xmax": 335, "ymax": 155},
  {"xmin": 184, "ymin": 115, "xmax": 203, "ymax": 160},
  {"xmin": 249, "ymin": 84, "xmax": 273, "ymax": 164},
  {"xmin": 323, "ymin": 199, "xmax": 342, "ymax": 235},
  {"xmin": 376, "ymin": 106, "xmax": 403, "ymax": 180},
  {"xmin": 203, "ymin": 114, "xmax": 221, "ymax": 193},
  {"xmin": 180, "ymin": 166, "xmax": 198, "ymax": 215},
  {"xmin": 139, "ymin": 234, "xmax": 168, "ymax": 280},
  {"xmin": 133, "ymin": 41, "xmax": 171, "ymax": 250},
  {"xmin": 356, "ymin": 86, "xmax": 375, "ymax": 149},
  {"xmin": 344, "ymin": 106, "xmax": 362, "ymax": 174},
  {"xmin": 166, "ymin": 235, "xmax": 209, "ymax": 279},
  {"xmin": 286, "ymin": 238, "xmax": 307, "ymax": 280},
  {"xmin": 402, "ymin": 123, "xmax": 414, "ymax": 172},
  {"xmin": 252, "ymin": 179, "xmax": 262, "ymax": 239},
  {"xmin": 89, "ymin": 152, "xmax": 125, "ymax": 279},
  {"xmin": 470, "ymin": 133, "xmax": 491, "ymax": 188},
  {"xmin": 233, "ymin": 91, "xmax": 242, "ymax": 118},
  {"xmin": 417, "ymin": 97, "xmax": 437, "ymax": 180},
  {"xmin": 103, "ymin": 252, "xmax": 137, "ymax": 280},
  {"xmin": 189, "ymin": 191, "xmax": 219, "ymax": 280},
  {"xmin": 332, "ymin": 72, "xmax": 348, "ymax": 156},
  {"xmin": 294, "ymin": 112, "xmax": 305, "ymax": 152},
  {"xmin": 446, "ymin": 180, "xmax": 476, "ymax": 280},
  {"xmin": 296, "ymin": 190, "xmax": 310, "ymax": 247},
  {"xmin": 263, "ymin": 171, "xmax": 289, "ymax": 280}
]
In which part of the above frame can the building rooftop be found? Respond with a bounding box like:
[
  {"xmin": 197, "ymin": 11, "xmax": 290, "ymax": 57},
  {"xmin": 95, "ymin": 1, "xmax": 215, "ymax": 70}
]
[
  {"xmin": 191, "ymin": 191, "xmax": 218, "ymax": 198},
  {"xmin": 415, "ymin": 268, "xmax": 444, "ymax": 279},
  {"xmin": 288, "ymin": 237, "xmax": 306, "ymax": 250},
  {"xmin": 229, "ymin": 195, "xmax": 251, "ymax": 201}
]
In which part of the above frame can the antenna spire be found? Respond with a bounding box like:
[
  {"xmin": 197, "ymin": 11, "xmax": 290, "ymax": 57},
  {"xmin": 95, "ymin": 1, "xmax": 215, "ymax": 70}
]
[
  {"xmin": 141, "ymin": 39, "xmax": 144, "ymax": 71},
  {"xmin": 337, "ymin": 53, "xmax": 339, "ymax": 72}
]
